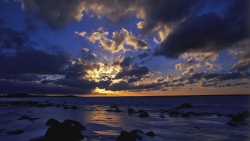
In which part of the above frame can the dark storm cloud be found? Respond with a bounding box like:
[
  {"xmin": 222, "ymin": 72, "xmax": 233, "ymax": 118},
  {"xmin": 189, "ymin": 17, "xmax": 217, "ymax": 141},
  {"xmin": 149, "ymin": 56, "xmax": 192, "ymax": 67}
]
[
  {"xmin": 115, "ymin": 65, "xmax": 149, "ymax": 79},
  {"xmin": 0, "ymin": 49, "xmax": 71, "ymax": 75},
  {"xmin": 0, "ymin": 27, "xmax": 36, "ymax": 50},
  {"xmin": 155, "ymin": 0, "xmax": 248, "ymax": 58},
  {"xmin": 22, "ymin": 0, "xmax": 85, "ymax": 28},
  {"xmin": 41, "ymin": 78, "xmax": 97, "ymax": 90},
  {"xmin": 137, "ymin": 0, "xmax": 203, "ymax": 35},
  {"xmin": 0, "ymin": 73, "xmax": 41, "ymax": 81},
  {"xmin": 0, "ymin": 80, "xmax": 91, "ymax": 94}
]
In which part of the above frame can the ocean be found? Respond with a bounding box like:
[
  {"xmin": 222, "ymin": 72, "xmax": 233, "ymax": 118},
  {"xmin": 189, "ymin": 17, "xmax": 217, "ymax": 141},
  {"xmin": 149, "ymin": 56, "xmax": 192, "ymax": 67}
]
[{"xmin": 0, "ymin": 95, "xmax": 250, "ymax": 141}]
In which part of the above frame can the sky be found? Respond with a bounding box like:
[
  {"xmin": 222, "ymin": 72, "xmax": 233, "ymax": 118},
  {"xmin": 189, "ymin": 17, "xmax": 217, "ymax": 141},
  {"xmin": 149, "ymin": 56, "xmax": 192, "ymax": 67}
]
[{"xmin": 0, "ymin": 0, "xmax": 249, "ymax": 96}]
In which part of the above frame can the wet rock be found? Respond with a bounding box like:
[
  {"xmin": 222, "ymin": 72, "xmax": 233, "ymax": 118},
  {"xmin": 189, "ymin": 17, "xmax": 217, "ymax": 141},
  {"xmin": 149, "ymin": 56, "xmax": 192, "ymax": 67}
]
[
  {"xmin": 63, "ymin": 119, "xmax": 86, "ymax": 130},
  {"xmin": 110, "ymin": 105, "xmax": 118, "ymax": 108},
  {"xmin": 46, "ymin": 119, "xmax": 60, "ymax": 126},
  {"xmin": 168, "ymin": 111, "xmax": 179, "ymax": 116},
  {"xmin": 19, "ymin": 116, "xmax": 39, "ymax": 120},
  {"xmin": 139, "ymin": 112, "xmax": 149, "ymax": 117},
  {"xmin": 231, "ymin": 114, "xmax": 244, "ymax": 122},
  {"xmin": 159, "ymin": 115, "xmax": 165, "ymax": 118},
  {"xmin": 217, "ymin": 113, "xmax": 222, "ymax": 116},
  {"xmin": 128, "ymin": 108, "xmax": 135, "ymax": 114},
  {"xmin": 105, "ymin": 109, "xmax": 113, "ymax": 112},
  {"xmin": 71, "ymin": 106, "xmax": 79, "ymax": 110},
  {"xmin": 45, "ymin": 122, "xmax": 84, "ymax": 141},
  {"xmin": 114, "ymin": 108, "xmax": 122, "ymax": 112},
  {"xmin": 227, "ymin": 122, "xmax": 238, "ymax": 127},
  {"xmin": 181, "ymin": 103, "xmax": 192, "ymax": 109},
  {"xmin": 63, "ymin": 106, "xmax": 69, "ymax": 109},
  {"xmin": 243, "ymin": 111, "xmax": 250, "ymax": 118},
  {"xmin": 194, "ymin": 126, "xmax": 200, "ymax": 129},
  {"xmin": 7, "ymin": 130, "xmax": 24, "ymax": 135},
  {"xmin": 138, "ymin": 109, "xmax": 145, "ymax": 113},
  {"xmin": 145, "ymin": 131, "xmax": 155, "ymax": 137},
  {"xmin": 116, "ymin": 131, "xmax": 141, "ymax": 141},
  {"xmin": 181, "ymin": 113, "xmax": 190, "ymax": 118},
  {"xmin": 130, "ymin": 129, "xmax": 144, "ymax": 134}
]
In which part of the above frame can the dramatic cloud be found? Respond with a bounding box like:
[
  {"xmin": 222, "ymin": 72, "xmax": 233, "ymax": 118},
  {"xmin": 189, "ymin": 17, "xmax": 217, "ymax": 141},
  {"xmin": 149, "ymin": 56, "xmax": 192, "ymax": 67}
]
[
  {"xmin": 155, "ymin": 0, "xmax": 248, "ymax": 58},
  {"xmin": 0, "ymin": 80, "xmax": 92, "ymax": 94},
  {"xmin": 0, "ymin": 49, "xmax": 71, "ymax": 76},
  {"xmin": 78, "ymin": 28, "xmax": 149, "ymax": 53},
  {"xmin": 229, "ymin": 40, "xmax": 250, "ymax": 71},
  {"xmin": 115, "ymin": 65, "xmax": 149, "ymax": 79},
  {"xmin": 22, "ymin": 0, "xmax": 85, "ymax": 28},
  {"xmin": 41, "ymin": 78, "xmax": 97, "ymax": 90},
  {"xmin": 0, "ymin": 27, "xmax": 36, "ymax": 50}
]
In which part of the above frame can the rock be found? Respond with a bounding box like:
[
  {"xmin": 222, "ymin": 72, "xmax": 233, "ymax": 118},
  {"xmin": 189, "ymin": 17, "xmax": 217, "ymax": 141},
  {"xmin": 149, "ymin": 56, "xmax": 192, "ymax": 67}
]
[
  {"xmin": 7, "ymin": 130, "xmax": 24, "ymax": 135},
  {"xmin": 138, "ymin": 109, "xmax": 145, "ymax": 113},
  {"xmin": 181, "ymin": 103, "xmax": 192, "ymax": 109},
  {"xmin": 19, "ymin": 116, "xmax": 39, "ymax": 120},
  {"xmin": 45, "ymin": 122, "xmax": 84, "ymax": 141},
  {"xmin": 46, "ymin": 119, "xmax": 60, "ymax": 126},
  {"xmin": 145, "ymin": 131, "xmax": 154, "ymax": 137},
  {"xmin": 194, "ymin": 126, "xmax": 200, "ymax": 129},
  {"xmin": 243, "ymin": 111, "xmax": 250, "ymax": 118},
  {"xmin": 63, "ymin": 119, "xmax": 86, "ymax": 130},
  {"xmin": 71, "ymin": 106, "xmax": 79, "ymax": 109},
  {"xmin": 159, "ymin": 115, "xmax": 165, "ymax": 118},
  {"xmin": 231, "ymin": 114, "xmax": 244, "ymax": 122},
  {"xmin": 63, "ymin": 107, "xmax": 69, "ymax": 109},
  {"xmin": 110, "ymin": 105, "xmax": 118, "ymax": 108},
  {"xmin": 116, "ymin": 131, "xmax": 141, "ymax": 141},
  {"xmin": 139, "ymin": 112, "xmax": 149, "ymax": 117},
  {"xmin": 181, "ymin": 113, "xmax": 190, "ymax": 118},
  {"xmin": 128, "ymin": 108, "xmax": 135, "ymax": 114},
  {"xmin": 168, "ymin": 111, "xmax": 179, "ymax": 116},
  {"xmin": 217, "ymin": 113, "xmax": 222, "ymax": 116},
  {"xmin": 115, "ymin": 108, "xmax": 122, "ymax": 112},
  {"xmin": 227, "ymin": 122, "xmax": 238, "ymax": 127},
  {"xmin": 130, "ymin": 129, "xmax": 144, "ymax": 134}
]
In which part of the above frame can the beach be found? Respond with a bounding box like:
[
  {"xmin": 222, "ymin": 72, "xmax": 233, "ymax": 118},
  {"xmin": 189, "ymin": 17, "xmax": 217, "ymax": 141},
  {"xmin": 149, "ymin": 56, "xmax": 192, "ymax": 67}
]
[{"xmin": 0, "ymin": 95, "xmax": 250, "ymax": 141}]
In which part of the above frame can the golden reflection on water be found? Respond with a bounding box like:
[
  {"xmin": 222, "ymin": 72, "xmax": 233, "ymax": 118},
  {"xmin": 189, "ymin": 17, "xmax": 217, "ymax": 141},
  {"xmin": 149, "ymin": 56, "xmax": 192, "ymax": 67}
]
[{"xmin": 81, "ymin": 105, "xmax": 123, "ymax": 136}]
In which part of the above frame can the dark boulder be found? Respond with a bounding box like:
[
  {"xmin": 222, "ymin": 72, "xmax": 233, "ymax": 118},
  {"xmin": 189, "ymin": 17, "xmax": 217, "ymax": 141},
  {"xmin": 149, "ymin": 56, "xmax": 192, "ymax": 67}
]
[
  {"xmin": 7, "ymin": 130, "xmax": 24, "ymax": 135},
  {"xmin": 168, "ymin": 111, "xmax": 179, "ymax": 116},
  {"xmin": 45, "ymin": 122, "xmax": 84, "ymax": 141},
  {"xmin": 159, "ymin": 115, "xmax": 165, "ymax": 118},
  {"xmin": 46, "ymin": 119, "xmax": 60, "ymax": 126},
  {"xmin": 128, "ymin": 108, "xmax": 135, "ymax": 114},
  {"xmin": 110, "ymin": 105, "xmax": 118, "ymax": 108},
  {"xmin": 116, "ymin": 131, "xmax": 142, "ymax": 141},
  {"xmin": 181, "ymin": 103, "xmax": 192, "ymax": 109},
  {"xmin": 114, "ymin": 108, "xmax": 122, "ymax": 112},
  {"xmin": 71, "ymin": 106, "xmax": 79, "ymax": 109},
  {"xmin": 231, "ymin": 114, "xmax": 244, "ymax": 122},
  {"xmin": 145, "ymin": 131, "xmax": 154, "ymax": 137},
  {"xmin": 139, "ymin": 112, "xmax": 149, "ymax": 117},
  {"xmin": 227, "ymin": 122, "xmax": 238, "ymax": 127},
  {"xmin": 138, "ymin": 109, "xmax": 145, "ymax": 113},
  {"xmin": 181, "ymin": 113, "xmax": 190, "ymax": 118},
  {"xmin": 130, "ymin": 129, "xmax": 144, "ymax": 134},
  {"xmin": 243, "ymin": 111, "xmax": 250, "ymax": 118},
  {"xmin": 63, "ymin": 106, "xmax": 69, "ymax": 109}
]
